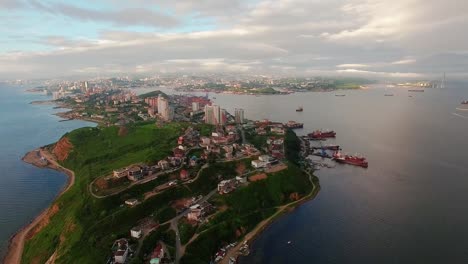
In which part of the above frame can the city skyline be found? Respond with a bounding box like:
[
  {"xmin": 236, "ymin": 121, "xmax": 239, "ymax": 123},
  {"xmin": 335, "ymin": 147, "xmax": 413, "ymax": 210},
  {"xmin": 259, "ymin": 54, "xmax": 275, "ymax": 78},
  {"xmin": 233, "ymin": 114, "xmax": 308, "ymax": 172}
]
[{"xmin": 1, "ymin": 0, "xmax": 468, "ymax": 80}]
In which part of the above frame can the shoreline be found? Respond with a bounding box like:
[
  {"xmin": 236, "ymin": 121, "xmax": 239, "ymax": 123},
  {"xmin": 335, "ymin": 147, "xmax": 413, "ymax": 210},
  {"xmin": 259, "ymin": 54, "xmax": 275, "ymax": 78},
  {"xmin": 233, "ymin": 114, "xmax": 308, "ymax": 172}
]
[
  {"xmin": 3, "ymin": 148, "xmax": 75, "ymax": 264},
  {"xmin": 221, "ymin": 172, "xmax": 320, "ymax": 264}
]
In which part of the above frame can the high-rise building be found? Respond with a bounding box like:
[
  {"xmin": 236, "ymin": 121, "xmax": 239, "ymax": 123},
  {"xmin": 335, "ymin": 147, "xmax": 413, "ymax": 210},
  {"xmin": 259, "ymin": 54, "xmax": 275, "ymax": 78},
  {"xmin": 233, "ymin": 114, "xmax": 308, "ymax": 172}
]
[
  {"xmin": 192, "ymin": 102, "xmax": 200, "ymax": 112},
  {"xmin": 235, "ymin": 108, "xmax": 245, "ymax": 124},
  {"xmin": 157, "ymin": 95, "xmax": 173, "ymax": 121},
  {"xmin": 204, "ymin": 104, "xmax": 226, "ymax": 125}
]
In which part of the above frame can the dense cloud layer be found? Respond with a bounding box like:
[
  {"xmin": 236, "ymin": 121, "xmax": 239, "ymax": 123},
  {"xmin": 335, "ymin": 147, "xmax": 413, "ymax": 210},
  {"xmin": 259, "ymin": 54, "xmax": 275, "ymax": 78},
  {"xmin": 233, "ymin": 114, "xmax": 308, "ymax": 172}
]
[{"xmin": 0, "ymin": 0, "xmax": 467, "ymax": 79}]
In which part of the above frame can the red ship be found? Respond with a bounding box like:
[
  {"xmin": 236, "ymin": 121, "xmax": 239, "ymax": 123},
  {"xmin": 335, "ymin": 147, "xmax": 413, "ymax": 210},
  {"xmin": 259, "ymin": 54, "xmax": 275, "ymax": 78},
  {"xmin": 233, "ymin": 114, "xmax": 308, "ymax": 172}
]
[
  {"xmin": 308, "ymin": 130, "xmax": 336, "ymax": 140},
  {"xmin": 332, "ymin": 150, "xmax": 368, "ymax": 168}
]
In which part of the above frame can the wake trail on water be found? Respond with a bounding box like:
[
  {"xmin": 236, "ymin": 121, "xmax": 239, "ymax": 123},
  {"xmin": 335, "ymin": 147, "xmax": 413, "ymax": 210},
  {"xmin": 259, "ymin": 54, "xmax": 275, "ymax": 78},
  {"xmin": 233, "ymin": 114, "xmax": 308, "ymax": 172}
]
[
  {"xmin": 456, "ymin": 108, "xmax": 468, "ymax": 111},
  {"xmin": 452, "ymin": 113, "xmax": 468, "ymax": 119}
]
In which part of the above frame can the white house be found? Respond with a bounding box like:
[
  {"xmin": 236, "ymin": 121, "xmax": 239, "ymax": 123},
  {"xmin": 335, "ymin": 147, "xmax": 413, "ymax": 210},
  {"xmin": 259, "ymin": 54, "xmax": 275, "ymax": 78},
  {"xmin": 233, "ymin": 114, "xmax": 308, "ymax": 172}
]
[
  {"xmin": 251, "ymin": 160, "xmax": 267, "ymax": 168},
  {"xmin": 125, "ymin": 199, "xmax": 138, "ymax": 207},
  {"xmin": 130, "ymin": 228, "xmax": 142, "ymax": 239}
]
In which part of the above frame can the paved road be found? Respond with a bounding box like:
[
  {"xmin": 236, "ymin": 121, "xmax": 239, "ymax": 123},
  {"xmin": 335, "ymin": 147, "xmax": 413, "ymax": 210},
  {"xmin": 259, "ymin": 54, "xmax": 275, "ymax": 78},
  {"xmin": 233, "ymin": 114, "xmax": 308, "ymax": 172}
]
[{"xmin": 171, "ymin": 189, "xmax": 217, "ymax": 264}]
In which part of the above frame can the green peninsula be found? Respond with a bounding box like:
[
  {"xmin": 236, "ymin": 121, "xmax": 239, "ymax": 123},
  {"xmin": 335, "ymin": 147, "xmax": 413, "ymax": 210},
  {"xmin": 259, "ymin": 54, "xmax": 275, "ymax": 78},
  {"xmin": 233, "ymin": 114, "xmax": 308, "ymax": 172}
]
[{"xmin": 20, "ymin": 117, "xmax": 317, "ymax": 264}]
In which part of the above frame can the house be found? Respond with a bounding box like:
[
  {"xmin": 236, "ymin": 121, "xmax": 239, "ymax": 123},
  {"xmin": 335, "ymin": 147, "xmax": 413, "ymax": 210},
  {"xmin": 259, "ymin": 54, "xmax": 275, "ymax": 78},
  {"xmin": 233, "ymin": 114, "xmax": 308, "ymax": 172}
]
[
  {"xmin": 127, "ymin": 165, "xmax": 143, "ymax": 181},
  {"xmin": 178, "ymin": 136, "xmax": 184, "ymax": 145},
  {"xmin": 168, "ymin": 157, "xmax": 183, "ymax": 166},
  {"xmin": 114, "ymin": 239, "xmax": 129, "ymax": 264},
  {"xmin": 217, "ymin": 179, "xmax": 237, "ymax": 194},
  {"xmin": 125, "ymin": 199, "xmax": 138, "ymax": 207},
  {"xmin": 259, "ymin": 155, "xmax": 272, "ymax": 162},
  {"xmin": 130, "ymin": 228, "xmax": 142, "ymax": 239},
  {"xmin": 189, "ymin": 156, "xmax": 198, "ymax": 167},
  {"xmin": 200, "ymin": 137, "xmax": 211, "ymax": 146},
  {"xmin": 236, "ymin": 176, "xmax": 247, "ymax": 184},
  {"xmin": 187, "ymin": 202, "xmax": 213, "ymax": 221},
  {"xmin": 113, "ymin": 168, "xmax": 128, "ymax": 178},
  {"xmin": 270, "ymin": 126, "xmax": 285, "ymax": 135},
  {"xmin": 223, "ymin": 145, "xmax": 234, "ymax": 159},
  {"xmin": 251, "ymin": 160, "xmax": 267, "ymax": 169},
  {"xmin": 173, "ymin": 147, "xmax": 185, "ymax": 158},
  {"xmin": 150, "ymin": 243, "xmax": 164, "ymax": 264},
  {"xmin": 158, "ymin": 160, "xmax": 170, "ymax": 170},
  {"xmin": 180, "ymin": 169, "xmax": 190, "ymax": 180}
]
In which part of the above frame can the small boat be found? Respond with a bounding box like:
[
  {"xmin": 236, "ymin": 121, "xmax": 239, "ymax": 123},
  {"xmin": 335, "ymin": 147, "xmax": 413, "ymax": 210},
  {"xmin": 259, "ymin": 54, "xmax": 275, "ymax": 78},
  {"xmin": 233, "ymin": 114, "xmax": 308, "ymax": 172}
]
[
  {"xmin": 296, "ymin": 106, "xmax": 303, "ymax": 112},
  {"xmin": 335, "ymin": 94, "xmax": 346, "ymax": 97},
  {"xmin": 408, "ymin": 89, "xmax": 424, "ymax": 92},
  {"xmin": 384, "ymin": 94, "xmax": 394, "ymax": 96},
  {"xmin": 462, "ymin": 100, "xmax": 468, "ymax": 105}
]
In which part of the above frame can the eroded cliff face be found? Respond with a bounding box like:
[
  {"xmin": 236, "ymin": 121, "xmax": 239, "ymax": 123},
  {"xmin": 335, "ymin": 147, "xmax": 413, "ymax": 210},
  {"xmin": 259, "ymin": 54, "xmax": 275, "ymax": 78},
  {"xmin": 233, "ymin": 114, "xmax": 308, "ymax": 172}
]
[{"xmin": 52, "ymin": 137, "xmax": 73, "ymax": 161}]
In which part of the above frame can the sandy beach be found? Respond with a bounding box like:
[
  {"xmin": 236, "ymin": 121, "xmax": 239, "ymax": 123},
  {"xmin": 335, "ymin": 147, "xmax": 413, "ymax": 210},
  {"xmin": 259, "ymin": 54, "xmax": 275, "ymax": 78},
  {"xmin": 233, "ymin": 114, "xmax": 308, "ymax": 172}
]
[{"xmin": 2, "ymin": 148, "xmax": 75, "ymax": 264}]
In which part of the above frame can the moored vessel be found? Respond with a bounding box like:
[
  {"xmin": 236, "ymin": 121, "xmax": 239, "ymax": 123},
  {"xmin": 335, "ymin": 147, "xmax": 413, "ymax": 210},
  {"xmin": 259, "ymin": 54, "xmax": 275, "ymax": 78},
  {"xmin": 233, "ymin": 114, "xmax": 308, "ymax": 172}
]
[
  {"xmin": 332, "ymin": 150, "xmax": 368, "ymax": 168},
  {"xmin": 285, "ymin": 121, "xmax": 304, "ymax": 129},
  {"xmin": 308, "ymin": 130, "xmax": 336, "ymax": 139}
]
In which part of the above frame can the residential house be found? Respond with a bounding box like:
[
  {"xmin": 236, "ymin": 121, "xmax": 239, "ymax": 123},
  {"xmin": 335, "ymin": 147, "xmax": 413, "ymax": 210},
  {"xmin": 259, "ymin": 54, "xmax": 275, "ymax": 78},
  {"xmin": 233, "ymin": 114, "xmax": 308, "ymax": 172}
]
[
  {"xmin": 200, "ymin": 137, "xmax": 211, "ymax": 146},
  {"xmin": 251, "ymin": 159, "xmax": 267, "ymax": 169},
  {"xmin": 173, "ymin": 147, "xmax": 185, "ymax": 158},
  {"xmin": 125, "ymin": 199, "xmax": 138, "ymax": 207},
  {"xmin": 217, "ymin": 179, "xmax": 237, "ymax": 194},
  {"xmin": 114, "ymin": 239, "xmax": 129, "ymax": 264},
  {"xmin": 113, "ymin": 168, "xmax": 128, "ymax": 179},
  {"xmin": 127, "ymin": 165, "xmax": 144, "ymax": 181},
  {"xmin": 187, "ymin": 202, "xmax": 214, "ymax": 222},
  {"xmin": 180, "ymin": 169, "xmax": 190, "ymax": 181},
  {"xmin": 150, "ymin": 243, "xmax": 164, "ymax": 264},
  {"xmin": 130, "ymin": 228, "xmax": 142, "ymax": 239},
  {"xmin": 223, "ymin": 145, "xmax": 234, "ymax": 159},
  {"xmin": 158, "ymin": 160, "xmax": 170, "ymax": 170},
  {"xmin": 270, "ymin": 126, "xmax": 285, "ymax": 135}
]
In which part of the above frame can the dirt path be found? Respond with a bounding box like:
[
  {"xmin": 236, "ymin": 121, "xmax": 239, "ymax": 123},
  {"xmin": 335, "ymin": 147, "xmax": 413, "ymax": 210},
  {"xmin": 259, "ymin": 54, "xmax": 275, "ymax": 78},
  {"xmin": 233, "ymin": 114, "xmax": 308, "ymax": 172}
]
[{"xmin": 3, "ymin": 148, "xmax": 75, "ymax": 264}]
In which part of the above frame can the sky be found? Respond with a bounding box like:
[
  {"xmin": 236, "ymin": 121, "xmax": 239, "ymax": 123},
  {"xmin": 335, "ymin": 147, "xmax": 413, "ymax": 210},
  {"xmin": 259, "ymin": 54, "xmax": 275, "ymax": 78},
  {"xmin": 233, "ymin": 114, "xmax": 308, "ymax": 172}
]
[{"xmin": 0, "ymin": 0, "xmax": 467, "ymax": 80}]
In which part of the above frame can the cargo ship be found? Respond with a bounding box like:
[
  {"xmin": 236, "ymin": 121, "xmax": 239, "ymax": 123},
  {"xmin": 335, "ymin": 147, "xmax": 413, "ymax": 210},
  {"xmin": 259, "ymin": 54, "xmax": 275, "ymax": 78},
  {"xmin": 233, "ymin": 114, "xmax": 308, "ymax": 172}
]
[
  {"xmin": 308, "ymin": 130, "xmax": 336, "ymax": 140},
  {"xmin": 296, "ymin": 106, "xmax": 303, "ymax": 112},
  {"xmin": 312, "ymin": 145, "xmax": 340, "ymax": 151},
  {"xmin": 332, "ymin": 150, "xmax": 368, "ymax": 168},
  {"xmin": 285, "ymin": 121, "xmax": 304, "ymax": 129}
]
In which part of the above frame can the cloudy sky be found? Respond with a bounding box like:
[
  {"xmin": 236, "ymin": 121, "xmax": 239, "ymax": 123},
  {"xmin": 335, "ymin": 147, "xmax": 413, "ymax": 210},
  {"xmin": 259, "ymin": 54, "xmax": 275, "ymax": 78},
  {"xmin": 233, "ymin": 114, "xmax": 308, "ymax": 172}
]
[{"xmin": 0, "ymin": 0, "xmax": 467, "ymax": 80}]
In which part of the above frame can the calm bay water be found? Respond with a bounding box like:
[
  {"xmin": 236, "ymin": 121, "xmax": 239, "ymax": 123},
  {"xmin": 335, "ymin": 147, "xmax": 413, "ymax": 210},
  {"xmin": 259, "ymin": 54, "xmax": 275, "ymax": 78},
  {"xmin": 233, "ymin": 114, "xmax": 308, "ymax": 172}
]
[
  {"xmin": 0, "ymin": 84, "xmax": 95, "ymax": 260},
  {"xmin": 149, "ymin": 84, "xmax": 468, "ymax": 263}
]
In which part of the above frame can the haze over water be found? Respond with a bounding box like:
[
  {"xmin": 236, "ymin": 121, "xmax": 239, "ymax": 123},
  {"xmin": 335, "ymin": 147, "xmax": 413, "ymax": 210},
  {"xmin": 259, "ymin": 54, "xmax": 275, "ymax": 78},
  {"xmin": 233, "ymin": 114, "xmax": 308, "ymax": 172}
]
[{"xmin": 0, "ymin": 84, "xmax": 95, "ymax": 259}]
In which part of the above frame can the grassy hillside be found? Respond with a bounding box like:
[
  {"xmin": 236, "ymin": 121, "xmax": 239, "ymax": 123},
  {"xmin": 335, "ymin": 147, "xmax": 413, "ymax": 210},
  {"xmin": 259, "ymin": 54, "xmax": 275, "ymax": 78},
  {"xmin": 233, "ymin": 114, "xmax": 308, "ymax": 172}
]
[
  {"xmin": 21, "ymin": 122, "xmax": 186, "ymax": 264},
  {"xmin": 181, "ymin": 163, "xmax": 313, "ymax": 264}
]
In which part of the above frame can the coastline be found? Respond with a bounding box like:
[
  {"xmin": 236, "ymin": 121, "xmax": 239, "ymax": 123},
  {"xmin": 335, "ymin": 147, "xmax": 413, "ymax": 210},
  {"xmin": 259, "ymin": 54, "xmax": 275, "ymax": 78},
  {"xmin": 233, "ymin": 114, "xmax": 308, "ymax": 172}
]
[
  {"xmin": 221, "ymin": 172, "xmax": 320, "ymax": 264},
  {"xmin": 3, "ymin": 148, "xmax": 75, "ymax": 264}
]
